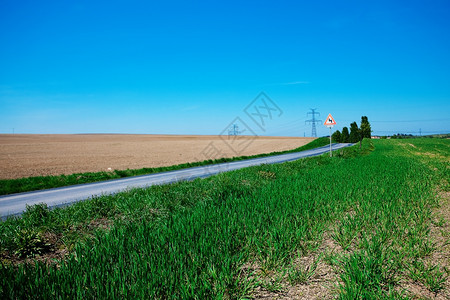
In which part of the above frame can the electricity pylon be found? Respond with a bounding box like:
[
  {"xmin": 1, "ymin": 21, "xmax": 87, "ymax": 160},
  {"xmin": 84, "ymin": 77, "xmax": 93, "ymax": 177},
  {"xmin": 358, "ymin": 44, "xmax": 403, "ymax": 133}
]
[
  {"xmin": 228, "ymin": 124, "xmax": 240, "ymax": 136},
  {"xmin": 306, "ymin": 108, "xmax": 321, "ymax": 137}
]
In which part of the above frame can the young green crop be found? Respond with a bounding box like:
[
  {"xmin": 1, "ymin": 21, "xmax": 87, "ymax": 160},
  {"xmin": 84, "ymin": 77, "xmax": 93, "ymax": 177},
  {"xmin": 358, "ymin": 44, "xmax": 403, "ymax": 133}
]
[{"xmin": 0, "ymin": 138, "xmax": 448, "ymax": 299}]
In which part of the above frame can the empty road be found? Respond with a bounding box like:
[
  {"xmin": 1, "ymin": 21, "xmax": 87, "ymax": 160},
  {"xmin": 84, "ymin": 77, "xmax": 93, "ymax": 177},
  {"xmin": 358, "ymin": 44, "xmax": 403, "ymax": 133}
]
[{"xmin": 0, "ymin": 143, "xmax": 353, "ymax": 219}]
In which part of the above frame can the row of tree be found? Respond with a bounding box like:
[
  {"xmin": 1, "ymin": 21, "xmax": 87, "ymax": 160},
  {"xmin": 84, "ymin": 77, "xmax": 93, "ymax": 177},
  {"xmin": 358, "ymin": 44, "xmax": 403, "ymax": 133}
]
[
  {"xmin": 331, "ymin": 116, "xmax": 371, "ymax": 143},
  {"xmin": 390, "ymin": 133, "xmax": 414, "ymax": 139}
]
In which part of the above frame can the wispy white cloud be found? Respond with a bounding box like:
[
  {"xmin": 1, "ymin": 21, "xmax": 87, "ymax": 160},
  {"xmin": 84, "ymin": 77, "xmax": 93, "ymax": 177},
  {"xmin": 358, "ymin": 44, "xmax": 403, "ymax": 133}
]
[{"xmin": 280, "ymin": 81, "xmax": 310, "ymax": 85}]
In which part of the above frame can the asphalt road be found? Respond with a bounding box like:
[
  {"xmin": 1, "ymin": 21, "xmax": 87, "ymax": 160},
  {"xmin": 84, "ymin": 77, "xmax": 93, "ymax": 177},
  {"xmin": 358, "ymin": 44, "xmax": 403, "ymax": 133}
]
[{"xmin": 0, "ymin": 143, "xmax": 353, "ymax": 219}]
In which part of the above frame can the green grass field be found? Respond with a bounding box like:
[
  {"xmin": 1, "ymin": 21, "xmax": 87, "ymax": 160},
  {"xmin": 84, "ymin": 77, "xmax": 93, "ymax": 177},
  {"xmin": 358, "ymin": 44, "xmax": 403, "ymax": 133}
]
[{"xmin": 1, "ymin": 138, "xmax": 448, "ymax": 299}]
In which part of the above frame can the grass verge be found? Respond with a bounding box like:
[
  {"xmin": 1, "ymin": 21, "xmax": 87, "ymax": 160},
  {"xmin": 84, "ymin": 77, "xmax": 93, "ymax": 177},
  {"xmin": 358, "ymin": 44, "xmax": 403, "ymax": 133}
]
[{"xmin": 0, "ymin": 137, "xmax": 329, "ymax": 196}]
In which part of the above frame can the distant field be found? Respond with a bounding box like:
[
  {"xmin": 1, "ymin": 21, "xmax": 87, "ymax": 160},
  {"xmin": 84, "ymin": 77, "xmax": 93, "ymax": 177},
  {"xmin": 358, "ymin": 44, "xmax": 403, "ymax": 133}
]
[{"xmin": 0, "ymin": 134, "xmax": 314, "ymax": 179}]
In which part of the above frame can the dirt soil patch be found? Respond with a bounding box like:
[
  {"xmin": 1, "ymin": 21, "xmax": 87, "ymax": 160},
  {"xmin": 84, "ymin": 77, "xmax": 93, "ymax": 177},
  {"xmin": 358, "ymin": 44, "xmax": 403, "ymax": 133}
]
[{"xmin": 0, "ymin": 134, "xmax": 314, "ymax": 179}]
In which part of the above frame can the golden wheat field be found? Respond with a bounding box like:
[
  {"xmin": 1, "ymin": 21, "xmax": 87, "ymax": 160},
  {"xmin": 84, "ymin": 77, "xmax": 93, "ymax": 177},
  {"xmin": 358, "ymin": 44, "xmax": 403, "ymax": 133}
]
[{"xmin": 0, "ymin": 134, "xmax": 315, "ymax": 179}]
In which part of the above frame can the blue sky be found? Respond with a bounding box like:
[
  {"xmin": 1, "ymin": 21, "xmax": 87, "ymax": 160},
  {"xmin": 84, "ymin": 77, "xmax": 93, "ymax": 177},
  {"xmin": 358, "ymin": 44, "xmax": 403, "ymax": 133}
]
[{"xmin": 1, "ymin": 0, "xmax": 449, "ymax": 136}]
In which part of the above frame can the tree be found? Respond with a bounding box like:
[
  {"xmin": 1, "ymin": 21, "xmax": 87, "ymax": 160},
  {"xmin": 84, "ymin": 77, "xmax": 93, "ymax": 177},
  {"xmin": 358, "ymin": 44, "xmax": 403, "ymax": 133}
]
[
  {"xmin": 332, "ymin": 130, "xmax": 341, "ymax": 143},
  {"xmin": 349, "ymin": 122, "xmax": 360, "ymax": 143},
  {"xmin": 360, "ymin": 116, "xmax": 371, "ymax": 139},
  {"xmin": 341, "ymin": 127, "xmax": 350, "ymax": 143}
]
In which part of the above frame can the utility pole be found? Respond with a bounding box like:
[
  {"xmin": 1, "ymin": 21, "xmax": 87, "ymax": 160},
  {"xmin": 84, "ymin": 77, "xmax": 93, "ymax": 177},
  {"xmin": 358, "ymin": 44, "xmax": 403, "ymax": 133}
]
[
  {"xmin": 306, "ymin": 108, "xmax": 321, "ymax": 137},
  {"xmin": 419, "ymin": 128, "xmax": 422, "ymax": 136}
]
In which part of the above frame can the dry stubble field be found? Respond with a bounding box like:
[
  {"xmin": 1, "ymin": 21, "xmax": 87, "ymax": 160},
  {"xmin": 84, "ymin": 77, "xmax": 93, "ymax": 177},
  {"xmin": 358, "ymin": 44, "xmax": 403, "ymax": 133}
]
[{"xmin": 0, "ymin": 134, "xmax": 314, "ymax": 179}]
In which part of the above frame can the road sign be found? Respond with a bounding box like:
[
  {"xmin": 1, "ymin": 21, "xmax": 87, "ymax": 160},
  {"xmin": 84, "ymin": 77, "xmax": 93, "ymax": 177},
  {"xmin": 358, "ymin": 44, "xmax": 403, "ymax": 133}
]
[
  {"xmin": 324, "ymin": 113, "xmax": 337, "ymax": 157},
  {"xmin": 324, "ymin": 114, "xmax": 336, "ymax": 127}
]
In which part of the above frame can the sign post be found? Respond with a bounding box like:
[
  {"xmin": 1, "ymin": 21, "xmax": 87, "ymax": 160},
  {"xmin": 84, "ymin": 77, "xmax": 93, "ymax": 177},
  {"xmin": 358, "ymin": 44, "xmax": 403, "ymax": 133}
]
[{"xmin": 323, "ymin": 114, "xmax": 337, "ymax": 157}]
